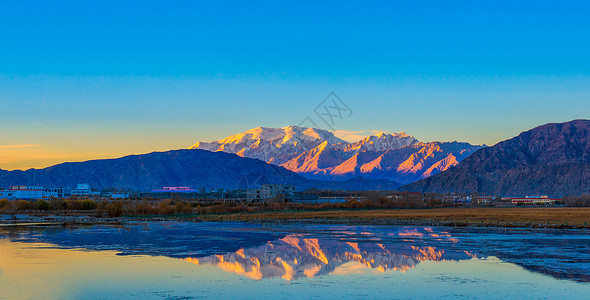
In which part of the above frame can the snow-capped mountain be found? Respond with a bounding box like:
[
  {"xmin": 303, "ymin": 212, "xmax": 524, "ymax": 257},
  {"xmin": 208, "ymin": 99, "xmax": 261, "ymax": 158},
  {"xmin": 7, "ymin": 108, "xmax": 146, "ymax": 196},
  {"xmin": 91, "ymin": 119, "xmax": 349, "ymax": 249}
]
[
  {"xmin": 190, "ymin": 126, "xmax": 484, "ymax": 184},
  {"xmin": 343, "ymin": 132, "xmax": 418, "ymax": 152},
  {"xmin": 190, "ymin": 126, "xmax": 347, "ymax": 165}
]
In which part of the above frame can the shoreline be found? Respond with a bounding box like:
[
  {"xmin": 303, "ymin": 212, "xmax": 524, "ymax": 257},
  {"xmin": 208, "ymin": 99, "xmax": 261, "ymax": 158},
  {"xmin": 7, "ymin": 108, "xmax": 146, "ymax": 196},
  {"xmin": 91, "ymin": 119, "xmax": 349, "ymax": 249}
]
[
  {"xmin": 2, "ymin": 207, "xmax": 590, "ymax": 230},
  {"xmin": 2, "ymin": 217, "xmax": 587, "ymax": 230}
]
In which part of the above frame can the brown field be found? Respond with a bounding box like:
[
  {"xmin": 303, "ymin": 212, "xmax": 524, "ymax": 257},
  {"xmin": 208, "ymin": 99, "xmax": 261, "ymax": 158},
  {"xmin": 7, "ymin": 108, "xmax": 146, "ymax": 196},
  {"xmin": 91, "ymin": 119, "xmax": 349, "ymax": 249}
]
[{"xmin": 230, "ymin": 207, "xmax": 590, "ymax": 226}]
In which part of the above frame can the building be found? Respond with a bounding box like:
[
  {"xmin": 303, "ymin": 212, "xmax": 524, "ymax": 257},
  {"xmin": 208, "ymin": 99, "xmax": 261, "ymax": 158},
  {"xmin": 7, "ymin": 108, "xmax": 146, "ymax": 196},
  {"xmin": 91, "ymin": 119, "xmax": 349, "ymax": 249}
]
[
  {"xmin": 473, "ymin": 196, "xmax": 495, "ymax": 205},
  {"xmin": 443, "ymin": 195, "xmax": 471, "ymax": 204},
  {"xmin": 10, "ymin": 185, "xmax": 44, "ymax": 200},
  {"xmin": 225, "ymin": 190, "xmax": 248, "ymax": 201},
  {"xmin": 100, "ymin": 192, "xmax": 130, "ymax": 199},
  {"xmin": 71, "ymin": 184, "xmax": 100, "ymax": 197},
  {"xmin": 247, "ymin": 184, "xmax": 295, "ymax": 202},
  {"xmin": 0, "ymin": 189, "xmax": 15, "ymax": 200},
  {"xmin": 151, "ymin": 187, "xmax": 200, "ymax": 193},
  {"xmin": 110, "ymin": 193, "xmax": 130, "ymax": 199},
  {"xmin": 43, "ymin": 187, "xmax": 70, "ymax": 199},
  {"xmin": 508, "ymin": 195, "xmax": 559, "ymax": 205},
  {"xmin": 144, "ymin": 186, "xmax": 204, "ymax": 200}
]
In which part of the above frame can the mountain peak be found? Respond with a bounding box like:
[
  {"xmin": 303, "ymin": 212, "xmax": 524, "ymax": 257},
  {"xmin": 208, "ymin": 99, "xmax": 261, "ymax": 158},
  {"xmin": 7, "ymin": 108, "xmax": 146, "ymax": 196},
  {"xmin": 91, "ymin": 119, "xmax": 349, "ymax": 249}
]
[
  {"xmin": 190, "ymin": 126, "xmax": 347, "ymax": 165},
  {"xmin": 190, "ymin": 125, "xmax": 481, "ymax": 184},
  {"xmin": 349, "ymin": 131, "xmax": 419, "ymax": 152}
]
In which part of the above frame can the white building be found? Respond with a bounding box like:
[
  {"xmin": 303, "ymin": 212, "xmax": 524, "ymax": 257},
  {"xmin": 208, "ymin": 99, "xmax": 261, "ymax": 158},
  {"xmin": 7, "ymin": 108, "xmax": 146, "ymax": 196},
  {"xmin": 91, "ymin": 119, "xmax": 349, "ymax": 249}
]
[
  {"xmin": 10, "ymin": 185, "xmax": 44, "ymax": 200},
  {"xmin": 71, "ymin": 183, "xmax": 99, "ymax": 197}
]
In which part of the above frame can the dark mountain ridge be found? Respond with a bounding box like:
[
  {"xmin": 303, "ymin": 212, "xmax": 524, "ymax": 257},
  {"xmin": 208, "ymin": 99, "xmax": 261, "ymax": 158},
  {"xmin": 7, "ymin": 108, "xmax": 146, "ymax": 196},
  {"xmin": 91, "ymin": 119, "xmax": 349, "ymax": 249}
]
[
  {"xmin": 0, "ymin": 149, "xmax": 401, "ymax": 192},
  {"xmin": 403, "ymin": 120, "xmax": 590, "ymax": 197}
]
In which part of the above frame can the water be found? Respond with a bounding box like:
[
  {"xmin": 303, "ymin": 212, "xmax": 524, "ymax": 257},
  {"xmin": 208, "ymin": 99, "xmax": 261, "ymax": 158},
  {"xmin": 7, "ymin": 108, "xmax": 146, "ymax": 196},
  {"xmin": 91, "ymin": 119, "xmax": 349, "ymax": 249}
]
[{"xmin": 1, "ymin": 222, "xmax": 589, "ymax": 299}]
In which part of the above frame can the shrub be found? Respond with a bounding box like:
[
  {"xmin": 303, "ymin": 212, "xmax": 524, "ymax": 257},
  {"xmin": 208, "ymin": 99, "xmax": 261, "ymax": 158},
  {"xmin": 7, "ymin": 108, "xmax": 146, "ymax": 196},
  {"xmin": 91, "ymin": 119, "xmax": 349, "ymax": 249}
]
[
  {"xmin": 157, "ymin": 200, "xmax": 176, "ymax": 215},
  {"xmin": 105, "ymin": 202, "xmax": 123, "ymax": 217},
  {"xmin": 175, "ymin": 201, "xmax": 192, "ymax": 213},
  {"xmin": 63, "ymin": 199, "xmax": 74, "ymax": 210},
  {"xmin": 80, "ymin": 199, "xmax": 97, "ymax": 210},
  {"xmin": 134, "ymin": 202, "xmax": 156, "ymax": 215},
  {"xmin": 565, "ymin": 195, "xmax": 590, "ymax": 207},
  {"xmin": 0, "ymin": 199, "xmax": 10, "ymax": 209},
  {"xmin": 95, "ymin": 201, "xmax": 106, "ymax": 217},
  {"xmin": 49, "ymin": 198, "xmax": 64, "ymax": 210},
  {"xmin": 343, "ymin": 200, "xmax": 362, "ymax": 209},
  {"xmin": 36, "ymin": 199, "xmax": 51, "ymax": 211},
  {"xmin": 15, "ymin": 200, "xmax": 31, "ymax": 211}
]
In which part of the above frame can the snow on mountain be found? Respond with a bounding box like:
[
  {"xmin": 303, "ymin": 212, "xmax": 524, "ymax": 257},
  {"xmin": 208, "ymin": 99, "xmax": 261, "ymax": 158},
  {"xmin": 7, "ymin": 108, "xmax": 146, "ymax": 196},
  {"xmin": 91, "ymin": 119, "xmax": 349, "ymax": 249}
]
[
  {"xmin": 343, "ymin": 132, "xmax": 418, "ymax": 152},
  {"xmin": 190, "ymin": 126, "xmax": 347, "ymax": 165},
  {"xmin": 190, "ymin": 126, "xmax": 483, "ymax": 184}
]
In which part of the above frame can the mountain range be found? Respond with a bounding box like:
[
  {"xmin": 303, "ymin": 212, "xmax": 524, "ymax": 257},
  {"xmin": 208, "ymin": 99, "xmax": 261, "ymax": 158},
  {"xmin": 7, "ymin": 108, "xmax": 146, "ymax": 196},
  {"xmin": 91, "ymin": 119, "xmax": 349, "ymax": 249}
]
[
  {"xmin": 191, "ymin": 126, "xmax": 483, "ymax": 184},
  {"xmin": 0, "ymin": 149, "xmax": 401, "ymax": 191},
  {"xmin": 3, "ymin": 120, "xmax": 590, "ymax": 195},
  {"xmin": 404, "ymin": 119, "xmax": 590, "ymax": 197}
]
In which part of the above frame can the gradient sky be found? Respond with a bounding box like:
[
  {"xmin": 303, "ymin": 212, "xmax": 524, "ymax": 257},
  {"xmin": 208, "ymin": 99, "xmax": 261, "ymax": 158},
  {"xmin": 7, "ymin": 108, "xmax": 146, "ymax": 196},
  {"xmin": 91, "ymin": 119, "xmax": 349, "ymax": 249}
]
[{"xmin": 1, "ymin": 1, "xmax": 590, "ymax": 170}]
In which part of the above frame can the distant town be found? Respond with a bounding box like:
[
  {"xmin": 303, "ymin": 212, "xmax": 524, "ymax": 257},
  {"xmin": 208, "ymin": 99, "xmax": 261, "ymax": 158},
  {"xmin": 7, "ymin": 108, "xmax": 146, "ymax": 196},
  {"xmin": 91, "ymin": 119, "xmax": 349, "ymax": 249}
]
[
  {"xmin": 0, "ymin": 184, "xmax": 129, "ymax": 200},
  {"xmin": 0, "ymin": 183, "xmax": 565, "ymax": 207}
]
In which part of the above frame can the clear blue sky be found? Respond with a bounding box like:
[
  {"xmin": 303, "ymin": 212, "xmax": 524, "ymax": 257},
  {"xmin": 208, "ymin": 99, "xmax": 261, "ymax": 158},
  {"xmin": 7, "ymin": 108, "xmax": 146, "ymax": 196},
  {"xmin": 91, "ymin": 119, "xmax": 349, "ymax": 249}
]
[{"xmin": 1, "ymin": 1, "xmax": 589, "ymax": 170}]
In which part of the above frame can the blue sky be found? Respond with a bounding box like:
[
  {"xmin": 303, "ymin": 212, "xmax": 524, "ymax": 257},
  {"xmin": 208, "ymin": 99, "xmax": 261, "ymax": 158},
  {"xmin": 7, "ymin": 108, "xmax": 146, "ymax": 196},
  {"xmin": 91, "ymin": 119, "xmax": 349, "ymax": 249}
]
[{"xmin": 1, "ymin": 1, "xmax": 589, "ymax": 170}]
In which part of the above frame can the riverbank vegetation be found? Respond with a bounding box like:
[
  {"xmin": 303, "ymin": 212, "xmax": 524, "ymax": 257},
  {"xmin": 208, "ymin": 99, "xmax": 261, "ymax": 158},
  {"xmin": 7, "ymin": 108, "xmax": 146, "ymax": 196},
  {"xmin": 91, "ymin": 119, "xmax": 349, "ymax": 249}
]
[
  {"xmin": 0, "ymin": 193, "xmax": 463, "ymax": 218},
  {"xmin": 1, "ymin": 196, "xmax": 590, "ymax": 227},
  {"xmin": 0, "ymin": 192, "xmax": 588, "ymax": 221},
  {"xmin": 564, "ymin": 195, "xmax": 590, "ymax": 207}
]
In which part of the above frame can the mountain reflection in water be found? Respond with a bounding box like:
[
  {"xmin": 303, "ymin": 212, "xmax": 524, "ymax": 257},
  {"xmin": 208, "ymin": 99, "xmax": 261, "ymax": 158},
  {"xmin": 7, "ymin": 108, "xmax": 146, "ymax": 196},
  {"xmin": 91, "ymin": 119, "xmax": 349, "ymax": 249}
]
[
  {"xmin": 183, "ymin": 233, "xmax": 477, "ymax": 280},
  {"xmin": 2, "ymin": 223, "xmax": 590, "ymax": 299},
  {"xmin": 1, "ymin": 222, "xmax": 588, "ymax": 283}
]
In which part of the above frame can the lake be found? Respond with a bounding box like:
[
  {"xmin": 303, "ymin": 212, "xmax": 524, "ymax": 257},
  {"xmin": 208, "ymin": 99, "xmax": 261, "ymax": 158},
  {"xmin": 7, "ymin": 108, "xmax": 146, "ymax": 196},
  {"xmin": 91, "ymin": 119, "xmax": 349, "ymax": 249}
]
[{"xmin": 1, "ymin": 222, "xmax": 589, "ymax": 299}]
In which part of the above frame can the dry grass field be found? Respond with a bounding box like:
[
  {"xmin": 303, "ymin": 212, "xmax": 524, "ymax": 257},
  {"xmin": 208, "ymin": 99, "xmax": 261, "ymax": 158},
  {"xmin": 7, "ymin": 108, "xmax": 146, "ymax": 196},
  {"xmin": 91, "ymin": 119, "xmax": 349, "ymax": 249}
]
[{"xmin": 234, "ymin": 207, "xmax": 590, "ymax": 226}]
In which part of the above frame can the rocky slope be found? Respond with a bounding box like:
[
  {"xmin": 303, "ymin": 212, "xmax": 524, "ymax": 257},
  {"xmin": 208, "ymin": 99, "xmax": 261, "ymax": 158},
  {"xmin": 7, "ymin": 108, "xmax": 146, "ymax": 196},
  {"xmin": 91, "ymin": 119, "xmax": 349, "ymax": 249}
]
[
  {"xmin": 286, "ymin": 141, "xmax": 480, "ymax": 184},
  {"xmin": 403, "ymin": 120, "xmax": 590, "ymax": 196}
]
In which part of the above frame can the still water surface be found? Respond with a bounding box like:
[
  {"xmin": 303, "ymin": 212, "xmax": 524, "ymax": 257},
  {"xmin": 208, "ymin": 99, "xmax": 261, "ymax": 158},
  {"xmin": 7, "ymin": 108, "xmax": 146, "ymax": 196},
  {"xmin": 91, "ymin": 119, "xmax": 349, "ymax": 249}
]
[{"xmin": 1, "ymin": 222, "xmax": 589, "ymax": 299}]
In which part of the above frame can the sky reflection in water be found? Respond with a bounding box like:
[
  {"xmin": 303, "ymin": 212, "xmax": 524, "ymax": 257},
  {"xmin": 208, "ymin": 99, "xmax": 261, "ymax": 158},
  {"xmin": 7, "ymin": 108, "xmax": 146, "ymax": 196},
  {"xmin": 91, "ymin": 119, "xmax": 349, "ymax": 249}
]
[{"xmin": 0, "ymin": 222, "xmax": 589, "ymax": 299}]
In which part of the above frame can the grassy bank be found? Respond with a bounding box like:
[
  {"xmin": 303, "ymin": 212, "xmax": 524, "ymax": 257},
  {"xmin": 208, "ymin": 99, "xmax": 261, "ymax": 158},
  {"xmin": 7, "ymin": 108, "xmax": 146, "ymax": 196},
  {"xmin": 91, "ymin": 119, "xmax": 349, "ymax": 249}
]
[{"xmin": 125, "ymin": 207, "xmax": 590, "ymax": 228}]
